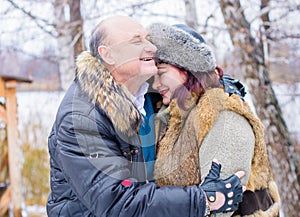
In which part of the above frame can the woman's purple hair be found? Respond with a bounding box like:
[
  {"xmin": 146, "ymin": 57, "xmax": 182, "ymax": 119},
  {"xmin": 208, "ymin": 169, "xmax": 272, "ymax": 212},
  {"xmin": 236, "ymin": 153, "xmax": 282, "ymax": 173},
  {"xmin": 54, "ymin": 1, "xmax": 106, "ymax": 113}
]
[{"xmin": 174, "ymin": 66, "xmax": 223, "ymax": 110}]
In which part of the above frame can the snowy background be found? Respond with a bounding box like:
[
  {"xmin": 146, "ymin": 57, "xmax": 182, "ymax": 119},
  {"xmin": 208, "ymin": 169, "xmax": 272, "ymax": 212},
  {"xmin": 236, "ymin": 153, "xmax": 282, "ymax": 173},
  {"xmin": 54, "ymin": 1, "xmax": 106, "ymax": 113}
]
[{"xmin": 17, "ymin": 83, "xmax": 300, "ymax": 147}]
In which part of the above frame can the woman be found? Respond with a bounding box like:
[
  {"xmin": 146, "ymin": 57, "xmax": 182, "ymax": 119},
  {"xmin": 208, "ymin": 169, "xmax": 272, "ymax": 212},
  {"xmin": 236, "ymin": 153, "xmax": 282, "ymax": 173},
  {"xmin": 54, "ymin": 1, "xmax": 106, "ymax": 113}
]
[{"xmin": 148, "ymin": 23, "xmax": 280, "ymax": 216}]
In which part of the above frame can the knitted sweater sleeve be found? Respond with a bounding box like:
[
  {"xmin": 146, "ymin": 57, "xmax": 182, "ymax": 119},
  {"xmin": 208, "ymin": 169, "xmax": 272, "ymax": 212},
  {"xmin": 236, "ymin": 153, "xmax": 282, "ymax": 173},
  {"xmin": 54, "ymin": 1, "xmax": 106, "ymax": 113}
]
[{"xmin": 198, "ymin": 110, "xmax": 255, "ymax": 217}]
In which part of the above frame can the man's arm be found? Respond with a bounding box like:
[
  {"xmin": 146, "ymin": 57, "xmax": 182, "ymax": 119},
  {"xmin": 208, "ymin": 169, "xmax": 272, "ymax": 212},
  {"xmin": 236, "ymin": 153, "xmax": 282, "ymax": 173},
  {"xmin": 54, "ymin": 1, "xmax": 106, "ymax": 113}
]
[{"xmin": 57, "ymin": 112, "xmax": 208, "ymax": 217}]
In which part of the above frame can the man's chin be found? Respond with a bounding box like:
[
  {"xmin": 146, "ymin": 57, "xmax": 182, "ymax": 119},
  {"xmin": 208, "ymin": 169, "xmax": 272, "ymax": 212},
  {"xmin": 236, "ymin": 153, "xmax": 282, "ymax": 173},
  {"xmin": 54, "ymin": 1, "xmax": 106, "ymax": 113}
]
[
  {"xmin": 141, "ymin": 72, "xmax": 157, "ymax": 82},
  {"xmin": 130, "ymin": 73, "xmax": 154, "ymax": 85},
  {"xmin": 141, "ymin": 66, "xmax": 158, "ymax": 77},
  {"xmin": 140, "ymin": 61, "xmax": 157, "ymax": 73}
]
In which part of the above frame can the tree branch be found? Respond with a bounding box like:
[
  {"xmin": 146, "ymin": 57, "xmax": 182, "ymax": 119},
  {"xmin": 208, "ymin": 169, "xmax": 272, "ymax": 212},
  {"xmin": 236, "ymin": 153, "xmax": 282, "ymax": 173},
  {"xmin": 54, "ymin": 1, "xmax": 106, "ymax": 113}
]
[{"xmin": 5, "ymin": 0, "xmax": 57, "ymax": 37}]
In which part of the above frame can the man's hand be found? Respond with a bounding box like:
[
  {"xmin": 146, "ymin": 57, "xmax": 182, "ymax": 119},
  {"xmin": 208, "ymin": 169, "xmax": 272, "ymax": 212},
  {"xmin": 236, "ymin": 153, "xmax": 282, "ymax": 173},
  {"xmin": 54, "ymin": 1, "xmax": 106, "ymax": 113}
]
[{"xmin": 200, "ymin": 160, "xmax": 245, "ymax": 214}]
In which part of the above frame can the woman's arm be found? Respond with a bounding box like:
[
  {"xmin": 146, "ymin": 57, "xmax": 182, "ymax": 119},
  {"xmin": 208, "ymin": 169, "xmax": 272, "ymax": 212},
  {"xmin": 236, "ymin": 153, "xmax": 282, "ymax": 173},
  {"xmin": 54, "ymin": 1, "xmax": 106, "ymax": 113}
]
[{"xmin": 199, "ymin": 110, "xmax": 255, "ymax": 216}]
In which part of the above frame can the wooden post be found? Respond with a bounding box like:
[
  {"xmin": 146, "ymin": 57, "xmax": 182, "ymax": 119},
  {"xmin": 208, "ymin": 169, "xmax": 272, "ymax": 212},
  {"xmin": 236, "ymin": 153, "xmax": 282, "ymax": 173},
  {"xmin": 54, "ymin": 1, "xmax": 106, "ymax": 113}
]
[
  {"xmin": 5, "ymin": 80, "xmax": 22, "ymax": 217},
  {"xmin": 0, "ymin": 75, "xmax": 31, "ymax": 216}
]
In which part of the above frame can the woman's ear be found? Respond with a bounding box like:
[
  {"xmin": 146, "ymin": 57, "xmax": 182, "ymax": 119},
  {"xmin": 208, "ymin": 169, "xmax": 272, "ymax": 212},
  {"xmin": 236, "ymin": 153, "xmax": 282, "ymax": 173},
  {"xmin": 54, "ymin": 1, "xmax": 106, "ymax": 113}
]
[
  {"xmin": 215, "ymin": 66, "xmax": 223, "ymax": 79},
  {"xmin": 98, "ymin": 45, "xmax": 115, "ymax": 65},
  {"xmin": 179, "ymin": 70, "xmax": 188, "ymax": 82}
]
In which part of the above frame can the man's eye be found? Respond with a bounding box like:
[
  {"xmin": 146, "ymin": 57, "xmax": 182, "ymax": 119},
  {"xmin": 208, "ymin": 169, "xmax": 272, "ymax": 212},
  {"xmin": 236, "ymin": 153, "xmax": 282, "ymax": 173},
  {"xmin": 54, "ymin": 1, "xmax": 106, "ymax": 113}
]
[
  {"xmin": 131, "ymin": 37, "xmax": 142, "ymax": 44},
  {"xmin": 134, "ymin": 39, "xmax": 142, "ymax": 43}
]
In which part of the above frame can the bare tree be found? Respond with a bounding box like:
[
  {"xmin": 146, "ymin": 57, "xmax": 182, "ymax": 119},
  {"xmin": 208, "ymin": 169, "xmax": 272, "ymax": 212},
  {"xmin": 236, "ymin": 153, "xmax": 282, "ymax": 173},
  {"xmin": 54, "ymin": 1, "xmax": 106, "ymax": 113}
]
[
  {"xmin": 219, "ymin": 0, "xmax": 300, "ymax": 215},
  {"xmin": 54, "ymin": 0, "xmax": 83, "ymax": 90},
  {"xmin": 184, "ymin": 0, "xmax": 198, "ymax": 29},
  {"xmin": 3, "ymin": 0, "xmax": 84, "ymax": 91},
  {"xmin": 69, "ymin": 0, "xmax": 83, "ymax": 58}
]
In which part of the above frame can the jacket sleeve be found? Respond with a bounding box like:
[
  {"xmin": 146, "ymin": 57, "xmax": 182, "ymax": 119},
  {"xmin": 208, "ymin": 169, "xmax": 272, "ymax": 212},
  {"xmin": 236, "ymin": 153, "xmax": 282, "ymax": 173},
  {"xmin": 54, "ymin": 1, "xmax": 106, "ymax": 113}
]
[
  {"xmin": 56, "ymin": 111, "xmax": 207, "ymax": 217},
  {"xmin": 198, "ymin": 110, "xmax": 255, "ymax": 217}
]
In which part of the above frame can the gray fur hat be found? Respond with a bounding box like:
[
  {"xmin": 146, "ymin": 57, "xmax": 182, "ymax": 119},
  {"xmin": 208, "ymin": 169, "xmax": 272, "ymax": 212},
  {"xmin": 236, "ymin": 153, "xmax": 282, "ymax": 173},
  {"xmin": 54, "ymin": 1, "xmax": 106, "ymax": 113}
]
[{"xmin": 148, "ymin": 23, "xmax": 216, "ymax": 74}]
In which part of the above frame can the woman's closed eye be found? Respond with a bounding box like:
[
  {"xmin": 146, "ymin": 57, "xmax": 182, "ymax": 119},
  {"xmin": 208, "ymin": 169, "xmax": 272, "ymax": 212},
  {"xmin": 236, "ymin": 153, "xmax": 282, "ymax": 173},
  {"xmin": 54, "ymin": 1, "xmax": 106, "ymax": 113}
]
[
  {"xmin": 157, "ymin": 71, "xmax": 165, "ymax": 77},
  {"xmin": 157, "ymin": 68, "xmax": 168, "ymax": 77}
]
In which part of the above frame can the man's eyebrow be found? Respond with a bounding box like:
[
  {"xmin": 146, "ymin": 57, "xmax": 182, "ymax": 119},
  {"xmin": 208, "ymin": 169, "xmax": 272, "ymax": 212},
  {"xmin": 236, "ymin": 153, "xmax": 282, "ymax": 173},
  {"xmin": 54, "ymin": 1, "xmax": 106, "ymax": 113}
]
[{"xmin": 128, "ymin": 34, "xmax": 142, "ymax": 42}]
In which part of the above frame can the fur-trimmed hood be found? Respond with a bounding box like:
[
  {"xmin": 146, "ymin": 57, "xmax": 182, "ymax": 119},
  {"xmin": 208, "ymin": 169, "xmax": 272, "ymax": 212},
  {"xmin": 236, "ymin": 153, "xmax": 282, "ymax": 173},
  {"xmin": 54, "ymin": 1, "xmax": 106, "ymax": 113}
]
[{"xmin": 75, "ymin": 51, "xmax": 141, "ymax": 136}]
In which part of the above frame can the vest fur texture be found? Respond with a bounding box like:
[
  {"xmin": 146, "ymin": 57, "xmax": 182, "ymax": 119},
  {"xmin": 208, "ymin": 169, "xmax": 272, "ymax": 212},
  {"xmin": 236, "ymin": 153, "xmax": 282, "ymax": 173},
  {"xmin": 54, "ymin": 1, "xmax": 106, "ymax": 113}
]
[
  {"xmin": 75, "ymin": 51, "xmax": 141, "ymax": 136},
  {"xmin": 154, "ymin": 88, "xmax": 280, "ymax": 216}
]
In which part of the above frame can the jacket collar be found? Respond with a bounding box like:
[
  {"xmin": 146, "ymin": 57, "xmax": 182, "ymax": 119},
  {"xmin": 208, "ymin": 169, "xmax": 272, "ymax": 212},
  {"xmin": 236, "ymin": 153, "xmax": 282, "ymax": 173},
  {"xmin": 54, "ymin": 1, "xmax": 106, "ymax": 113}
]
[{"xmin": 75, "ymin": 51, "xmax": 141, "ymax": 136}]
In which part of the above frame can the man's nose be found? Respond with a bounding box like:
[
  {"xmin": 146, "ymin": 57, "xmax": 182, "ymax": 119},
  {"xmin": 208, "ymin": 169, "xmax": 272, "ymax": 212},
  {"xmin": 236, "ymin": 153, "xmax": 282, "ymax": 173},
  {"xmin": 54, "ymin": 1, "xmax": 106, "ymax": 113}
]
[{"xmin": 144, "ymin": 40, "xmax": 157, "ymax": 53}]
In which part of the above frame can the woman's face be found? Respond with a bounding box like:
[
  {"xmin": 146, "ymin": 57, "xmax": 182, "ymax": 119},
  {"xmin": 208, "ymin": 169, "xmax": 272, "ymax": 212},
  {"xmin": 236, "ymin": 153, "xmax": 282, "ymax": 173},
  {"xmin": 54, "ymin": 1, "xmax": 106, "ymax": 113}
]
[{"xmin": 152, "ymin": 63, "xmax": 187, "ymax": 105}]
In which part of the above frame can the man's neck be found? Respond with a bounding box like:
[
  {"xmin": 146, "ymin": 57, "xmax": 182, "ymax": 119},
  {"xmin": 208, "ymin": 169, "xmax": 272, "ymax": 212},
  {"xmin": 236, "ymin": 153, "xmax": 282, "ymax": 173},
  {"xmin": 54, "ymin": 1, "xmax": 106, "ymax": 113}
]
[
  {"xmin": 109, "ymin": 69, "xmax": 140, "ymax": 96},
  {"xmin": 121, "ymin": 82, "xmax": 149, "ymax": 115},
  {"xmin": 124, "ymin": 83, "xmax": 140, "ymax": 96}
]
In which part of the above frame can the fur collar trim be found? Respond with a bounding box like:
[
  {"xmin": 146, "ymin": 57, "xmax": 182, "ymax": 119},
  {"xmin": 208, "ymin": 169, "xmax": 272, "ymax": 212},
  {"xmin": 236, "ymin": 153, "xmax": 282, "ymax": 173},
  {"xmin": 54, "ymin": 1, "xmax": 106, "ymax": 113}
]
[{"xmin": 75, "ymin": 51, "xmax": 141, "ymax": 136}]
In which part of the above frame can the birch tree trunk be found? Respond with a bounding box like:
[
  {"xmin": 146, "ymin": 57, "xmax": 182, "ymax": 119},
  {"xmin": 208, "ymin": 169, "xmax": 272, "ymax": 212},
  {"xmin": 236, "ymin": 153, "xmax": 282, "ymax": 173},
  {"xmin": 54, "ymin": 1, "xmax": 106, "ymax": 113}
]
[
  {"xmin": 219, "ymin": 0, "xmax": 300, "ymax": 215},
  {"xmin": 184, "ymin": 0, "xmax": 198, "ymax": 29},
  {"xmin": 53, "ymin": 0, "xmax": 83, "ymax": 91},
  {"xmin": 69, "ymin": 0, "xmax": 84, "ymax": 59}
]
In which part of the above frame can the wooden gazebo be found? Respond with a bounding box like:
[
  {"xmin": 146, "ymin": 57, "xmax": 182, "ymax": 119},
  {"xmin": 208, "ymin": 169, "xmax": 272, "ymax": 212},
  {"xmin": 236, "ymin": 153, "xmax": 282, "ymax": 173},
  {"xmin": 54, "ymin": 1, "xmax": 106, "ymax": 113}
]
[{"xmin": 0, "ymin": 74, "xmax": 32, "ymax": 217}]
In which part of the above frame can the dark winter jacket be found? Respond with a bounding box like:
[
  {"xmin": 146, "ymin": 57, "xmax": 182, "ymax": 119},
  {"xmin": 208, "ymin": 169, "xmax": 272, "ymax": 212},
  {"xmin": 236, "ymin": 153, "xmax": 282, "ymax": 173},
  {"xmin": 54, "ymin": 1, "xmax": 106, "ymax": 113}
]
[{"xmin": 46, "ymin": 51, "xmax": 207, "ymax": 217}]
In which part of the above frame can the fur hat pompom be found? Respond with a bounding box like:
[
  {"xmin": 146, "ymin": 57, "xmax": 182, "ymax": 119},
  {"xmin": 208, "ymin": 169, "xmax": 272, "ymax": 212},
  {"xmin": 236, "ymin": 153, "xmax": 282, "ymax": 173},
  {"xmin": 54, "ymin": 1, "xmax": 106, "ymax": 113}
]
[{"xmin": 148, "ymin": 23, "xmax": 216, "ymax": 74}]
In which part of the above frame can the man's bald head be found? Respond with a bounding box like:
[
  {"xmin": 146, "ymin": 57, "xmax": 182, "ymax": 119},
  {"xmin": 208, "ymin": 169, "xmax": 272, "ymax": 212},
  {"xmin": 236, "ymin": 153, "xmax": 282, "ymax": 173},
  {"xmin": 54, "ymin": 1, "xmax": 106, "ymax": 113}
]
[{"xmin": 89, "ymin": 15, "xmax": 144, "ymax": 60}]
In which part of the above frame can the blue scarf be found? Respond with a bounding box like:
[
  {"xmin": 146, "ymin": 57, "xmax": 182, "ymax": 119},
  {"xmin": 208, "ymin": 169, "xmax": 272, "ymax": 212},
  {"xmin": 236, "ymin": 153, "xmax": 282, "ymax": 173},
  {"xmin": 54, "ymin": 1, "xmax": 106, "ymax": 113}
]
[{"xmin": 139, "ymin": 94, "xmax": 156, "ymax": 182}]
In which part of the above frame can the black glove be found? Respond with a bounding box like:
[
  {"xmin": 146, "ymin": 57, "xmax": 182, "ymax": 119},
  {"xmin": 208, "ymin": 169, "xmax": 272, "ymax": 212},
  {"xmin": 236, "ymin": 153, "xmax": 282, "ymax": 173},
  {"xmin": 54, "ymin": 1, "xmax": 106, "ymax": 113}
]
[
  {"xmin": 200, "ymin": 162, "xmax": 243, "ymax": 214},
  {"xmin": 220, "ymin": 74, "xmax": 246, "ymax": 101}
]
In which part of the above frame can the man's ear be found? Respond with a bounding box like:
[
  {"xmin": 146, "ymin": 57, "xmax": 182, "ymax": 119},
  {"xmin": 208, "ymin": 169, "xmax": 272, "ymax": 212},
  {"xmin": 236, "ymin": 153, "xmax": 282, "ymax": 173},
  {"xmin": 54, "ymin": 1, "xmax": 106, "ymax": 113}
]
[{"xmin": 98, "ymin": 45, "xmax": 115, "ymax": 65}]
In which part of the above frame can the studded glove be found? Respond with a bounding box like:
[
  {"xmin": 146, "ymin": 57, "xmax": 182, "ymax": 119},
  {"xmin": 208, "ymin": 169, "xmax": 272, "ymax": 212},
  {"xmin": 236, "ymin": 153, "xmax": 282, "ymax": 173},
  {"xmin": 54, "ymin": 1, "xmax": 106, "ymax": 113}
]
[{"xmin": 200, "ymin": 161, "xmax": 243, "ymax": 214}]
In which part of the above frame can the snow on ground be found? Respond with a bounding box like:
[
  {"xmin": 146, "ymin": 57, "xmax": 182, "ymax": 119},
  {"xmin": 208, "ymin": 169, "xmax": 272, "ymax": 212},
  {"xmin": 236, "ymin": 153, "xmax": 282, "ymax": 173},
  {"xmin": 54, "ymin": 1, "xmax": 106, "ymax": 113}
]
[{"xmin": 17, "ymin": 91, "xmax": 64, "ymax": 148}]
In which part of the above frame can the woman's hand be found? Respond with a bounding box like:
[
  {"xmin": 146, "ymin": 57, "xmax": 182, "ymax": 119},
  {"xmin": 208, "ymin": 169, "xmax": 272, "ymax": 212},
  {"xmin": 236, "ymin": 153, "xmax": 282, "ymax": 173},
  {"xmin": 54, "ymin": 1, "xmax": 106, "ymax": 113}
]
[{"xmin": 200, "ymin": 160, "xmax": 246, "ymax": 215}]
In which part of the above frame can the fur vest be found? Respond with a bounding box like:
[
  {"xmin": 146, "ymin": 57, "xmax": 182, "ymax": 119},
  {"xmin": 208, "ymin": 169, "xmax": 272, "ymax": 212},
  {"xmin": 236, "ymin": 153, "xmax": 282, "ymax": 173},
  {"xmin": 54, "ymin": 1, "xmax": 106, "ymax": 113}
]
[{"xmin": 154, "ymin": 88, "xmax": 280, "ymax": 216}]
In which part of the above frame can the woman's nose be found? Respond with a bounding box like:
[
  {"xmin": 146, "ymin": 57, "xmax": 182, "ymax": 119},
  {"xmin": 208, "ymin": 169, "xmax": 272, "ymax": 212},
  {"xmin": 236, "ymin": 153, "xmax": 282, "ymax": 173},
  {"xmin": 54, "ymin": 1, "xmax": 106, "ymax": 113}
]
[{"xmin": 152, "ymin": 75, "xmax": 160, "ymax": 90}]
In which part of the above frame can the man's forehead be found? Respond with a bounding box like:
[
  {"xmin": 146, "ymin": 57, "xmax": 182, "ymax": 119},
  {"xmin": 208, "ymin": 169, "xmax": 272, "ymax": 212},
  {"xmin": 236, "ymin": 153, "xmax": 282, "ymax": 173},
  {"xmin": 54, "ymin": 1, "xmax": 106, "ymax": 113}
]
[
  {"xmin": 104, "ymin": 17, "xmax": 146, "ymax": 34},
  {"xmin": 109, "ymin": 25, "xmax": 146, "ymax": 35},
  {"xmin": 107, "ymin": 27, "xmax": 148, "ymax": 44}
]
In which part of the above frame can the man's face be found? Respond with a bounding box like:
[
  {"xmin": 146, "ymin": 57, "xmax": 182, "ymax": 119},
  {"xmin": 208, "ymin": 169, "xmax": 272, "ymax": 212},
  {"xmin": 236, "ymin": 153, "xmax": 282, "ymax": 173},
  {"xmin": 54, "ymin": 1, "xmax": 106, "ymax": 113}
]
[{"xmin": 105, "ymin": 17, "xmax": 158, "ymax": 86}]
